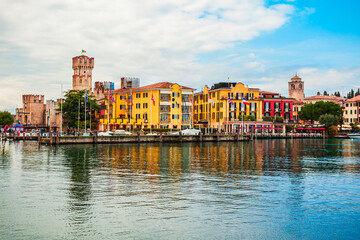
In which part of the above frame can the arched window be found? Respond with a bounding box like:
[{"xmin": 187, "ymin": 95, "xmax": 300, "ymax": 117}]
[
  {"xmin": 291, "ymin": 84, "xmax": 295, "ymax": 90},
  {"xmin": 299, "ymin": 84, "xmax": 302, "ymax": 89}
]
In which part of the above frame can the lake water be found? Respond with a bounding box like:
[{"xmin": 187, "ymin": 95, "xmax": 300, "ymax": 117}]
[{"xmin": 1, "ymin": 139, "xmax": 360, "ymax": 239}]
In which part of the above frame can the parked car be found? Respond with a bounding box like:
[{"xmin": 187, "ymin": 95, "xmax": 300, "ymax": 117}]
[
  {"xmin": 98, "ymin": 131, "xmax": 114, "ymax": 136},
  {"xmin": 114, "ymin": 130, "xmax": 132, "ymax": 136}
]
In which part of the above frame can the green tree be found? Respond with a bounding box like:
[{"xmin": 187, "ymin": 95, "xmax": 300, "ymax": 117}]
[
  {"xmin": 299, "ymin": 101, "xmax": 342, "ymax": 123},
  {"xmin": 350, "ymin": 120, "xmax": 360, "ymax": 132},
  {"xmin": 318, "ymin": 114, "xmax": 339, "ymax": 129},
  {"xmin": 0, "ymin": 111, "xmax": 14, "ymax": 126},
  {"xmin": 328, "ymin": 126, "xmax": 338, "ymax": 137},
  {"xmin": 60, "ymin": 90, "xmax": 100, "ymax": 129}
]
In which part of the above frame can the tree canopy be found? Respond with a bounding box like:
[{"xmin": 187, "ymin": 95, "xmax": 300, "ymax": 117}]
[
  {"xmin": 60, "ymin": 90, "xmax": 100, "ymax": 129},
  {"xmin": 299, "ymin": 101, "xmax": 342, "ymax": 123},
  {"xmin": 0, "ymin": 111, "xmax": 14, "ymax": 126},
  {"xmin": 318, "ymin": 114, "xmax": 339, "ymax": 128}
]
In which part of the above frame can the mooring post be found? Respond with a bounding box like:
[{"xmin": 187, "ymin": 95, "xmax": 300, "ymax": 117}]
[
  {"xmin": 49, "ymin": 133, "xmax": 52, "ymax": 145},
  {"xmin": 217, "ymin": 132, "xmax": 220, "ymax": 142},
  {"xmin": 179, "ymin": 131, "xmax": 182, "ymax": 142},
  {"xmin": 56, "ymin": 132, "xmax": 59, "ymax": 145},
  {"xmin": 159, "ymin": 132, "xmax": 163, "ymax": 142},
  {"xmin": 38, "ymin": 133, "xmax": 40, "ymax": 144},
  {"xmin": 23, "ymin": 132, "xmax": 25, "ymax": 141},
  {"xmin": 200, "ymin": 131, "xmax": 203, "ymax": 142},
  {"xmin": 94, "ymin": 131, "xmax": 98, "ymax": 144},
  {"xmin": 236, "ymin": 131, "xmax": 239, "ymax": 141},
  {"xmin": 137, "ymin": 131, "xmax": 141, "ymax": 143}
]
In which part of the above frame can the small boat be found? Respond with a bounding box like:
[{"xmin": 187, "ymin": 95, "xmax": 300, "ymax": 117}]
[{"xmin": 347, "ymin": 132, "xmax": 360, "ymax": 139}]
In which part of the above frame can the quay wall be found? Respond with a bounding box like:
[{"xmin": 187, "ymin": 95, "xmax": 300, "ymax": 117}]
[{"xmin": 41, "ymin": 134, "xmax": 249, "ymax": 145}]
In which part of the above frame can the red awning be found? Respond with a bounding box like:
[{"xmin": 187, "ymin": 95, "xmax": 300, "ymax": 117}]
[
  {"xmin": 297, "ymin": 127, "xmax": 304, "ymax": 130},
  {"xmin": 251, "ymin": 127, "xmax": 259, "ymax": 129},
  {"xmin": 259, "ymin": 127, "xmax": 267, "ymax": 129},
  {"xmin": 266, "ymin": 127, "xmax": 275, "ymax": 129},
  {"xmin": 275, "ymin": 127, "xmax": 282, "ymax": 130}
]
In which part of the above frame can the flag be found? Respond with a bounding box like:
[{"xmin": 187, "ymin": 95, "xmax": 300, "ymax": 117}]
[
  {"xmin": 109, "ymin": 91, "xmax": 115, "ymax": 103},
  {"xmin": 228, "ymin": 98, "xmax": 233, "ymax": 105},
  {"xmin": 130, "ymin": 93, "xmax": 133, "ymax": 106},
  {"xmin": 85, "ymin": 89, "xmax": 88, "ymax": 103},
  {"xmin": 151, "ymin": 93, "xmax": 155, "ymax": 106},
  {"xmin": 242, "ymin": 98, "xmax": 250, "ymax": 105},
  {"xmin": 209, "ymin": 95, "xmax": 215, "ymax": 106},
  {"xmin": 82, "ymin": 49, "xmax": 86, "ymax": 53}
]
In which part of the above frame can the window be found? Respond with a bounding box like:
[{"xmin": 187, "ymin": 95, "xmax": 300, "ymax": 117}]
[
  {"xmin": 172, "ymin": 103, "xmax": 179, "ymax": 108},
  {"xmin": 136, "ymin": 103, "xmax": 141, "ymax": 109},
  {"xmin": 291, "ymin": 84, "xmax": 295, "ymax": 90},
  {"xmin": 143, "ymin": 93, "xmax": 148, "ymax": 98},
  {"xmin": 160, "ymin": 114, "xmax": 168, "ymax": 122},
  {"xmin": 120, "ymin": 95, "xmax": 126, "ymax": 100},
  {"xmin": 143, "ymin": 113, "xmax": 148, "ymax": 120},
  {"xmin": 299, "ymin": 84, "xmax": 302, "ymax": 89},
  {"xmin": 136, "ymin": 93, "xmax": 141, "ymax": 98},
  {"xmin": 136, "ymin": 114, "xmax": 140, "ymax": 119},
  {"xmin": 172, "ymin": 114, "xmax": 179, "ymax": 119},
  {"xmin": 220, "ymin": 102, "xmax": 223, "ymax": 108},
  {"xmin": 143, "ymin": 103, "xmax": 148, "ymax": 108},
  {"xmin": 120, "ymin": 105, "xmax": 126, "ymax": 110},
  {"xmin": 350, "ymin": 110, "xmax": 353, "ymax": 114},
  {"xmin": 172, "ymin": 92, "xmax": 179, "ymax": 97},
  {"xmin": 161, "ymin": 94, "xmax": 170, "ymax": 101}
]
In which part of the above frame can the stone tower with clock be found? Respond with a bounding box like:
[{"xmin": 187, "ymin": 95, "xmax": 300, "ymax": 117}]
[
  {"xmin": 72, "ymin": 54, "xmax": 94, "ymax": 91},
  {"xmin": 288, "ymin": 74, "xmax": 304, "ymax": 101}
]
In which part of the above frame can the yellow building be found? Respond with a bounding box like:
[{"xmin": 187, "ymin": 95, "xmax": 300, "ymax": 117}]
[
  {"xmin": 194, "ymin": 82, "xmax": 262, "ymax": 132},
  {"xmin": 99, "ymin": 82, "xmax": 195, "ymax": 131}
]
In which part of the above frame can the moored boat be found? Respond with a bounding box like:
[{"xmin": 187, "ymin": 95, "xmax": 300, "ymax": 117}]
[{"xmin": 347, "ymin": 132, "xmax": 360, "ymax": 139}]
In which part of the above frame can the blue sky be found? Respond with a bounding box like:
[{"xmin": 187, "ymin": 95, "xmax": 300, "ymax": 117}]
[{"xmin": 1, "ymin": 0, "xmax": 360, "ymax": 112}]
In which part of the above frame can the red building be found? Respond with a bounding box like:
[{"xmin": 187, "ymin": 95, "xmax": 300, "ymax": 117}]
[{"xmin": 260, "ymin": 91, "xmax": 294, "ymax": 122}]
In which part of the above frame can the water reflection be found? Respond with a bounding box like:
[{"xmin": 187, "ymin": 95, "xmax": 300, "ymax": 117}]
[{"xmin": 1, "ymin": 139, "xmax": 360, "ymax": 239}]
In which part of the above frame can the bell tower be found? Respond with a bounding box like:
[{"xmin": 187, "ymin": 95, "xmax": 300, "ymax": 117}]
[
  {"xmin": 72, "ymin": 55, "xmax": 94, "ymax": 91},
  {"xmin": 288, "ymin": 74, "xmax": 304, "ymax": 101}
]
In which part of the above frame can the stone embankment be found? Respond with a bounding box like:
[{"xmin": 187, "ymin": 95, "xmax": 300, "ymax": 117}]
[{"xmin": 40, "ymin": 132, "xmax": 249, "ymax": 145}]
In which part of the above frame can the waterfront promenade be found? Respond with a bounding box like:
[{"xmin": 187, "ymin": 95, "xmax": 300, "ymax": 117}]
[{"xmin": 2, "ymin": 132, "xmax": 326, "ymax": 145}]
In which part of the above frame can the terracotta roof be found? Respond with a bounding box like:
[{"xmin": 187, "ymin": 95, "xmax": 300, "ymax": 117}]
[
  {"xmin": 291, "ymin": 75, "xmax": 301, "ymax": 80},
  {"xmin": 345, "ymin": 95, "xmax": 360, "ymax": 103},
  {"xmin": 304, "ymin": 95, "xmax": 343, "ymax": 100},
  {"xmin": 260, "ymin": 91, "xmax": 279, "ymax": 95},
  {"xmin": 112, "ymin": 82, "xmax": 195, "ymax": 94},
  {"xmin": 293, "ymin": 100, "xmax": 305, "ymax": 104}
]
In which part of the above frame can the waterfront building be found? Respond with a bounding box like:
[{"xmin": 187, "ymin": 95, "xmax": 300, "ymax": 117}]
[
  {"xmin": 304, "ymin": 94, "xmax": 344, "ymax": 106},
  {"xmin": 260, "ymin": 91, "xmax": 294, "ymax": 122},
  {"xmin": 72, "ymin": 55, "xmax": 94, "ymax": 91},
  {"xmin": 45, "ymin": 99, "xmax": 63, "ymax": 131},
  {"xmin": 288, "ymin": 74, "xmax": 305, "ymax": 101},
  {"xmin": 15, "ymin": 95, "xmax": 46, "ymax": 126},
  {"xmin": 343, "ymin": 95, "xmax": 360, "ymax": 126},
  {"xmin": 99, "ymin": 82, "xmax": 195, "ymax": 131},
  {"xmin": 293, "ymin": 100, "xmax": 305, "ymax": 123},
  {"xmin": 193, "ymin": 82, "xmax": 262, "ymax": 132},
  {"xmin": 93, "ymin": 81, "xmax": 115, "ymax": 101}
]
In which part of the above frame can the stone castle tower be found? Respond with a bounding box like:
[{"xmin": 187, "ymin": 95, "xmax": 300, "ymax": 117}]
[
  {"xmin": 288, "ymin": 74, "xmax": 304, "ymax": 101},
  {"xmin": 72, "ymin": 55, "xmax": 94, "ymax": 91}
]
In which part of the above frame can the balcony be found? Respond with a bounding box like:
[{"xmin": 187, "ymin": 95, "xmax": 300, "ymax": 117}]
[{"xmin": 264, "ymin": 108, "xmax": 272, "ymax": 112}]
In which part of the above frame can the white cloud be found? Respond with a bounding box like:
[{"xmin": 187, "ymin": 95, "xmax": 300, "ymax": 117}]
[
  {"xmin": 247, "ymin": 68, "xmax": 360, "ymax": 98},
  {"xmin": 0, "ymin": 0, "xmax": 294, "ymax": 110},
  {"xmin": 243, "ymin": 61, "xmax": 266, "ymax": 71},
  {"xmin": 248, "ymin": 53, "xmax": 256, "ymax": 58}
]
